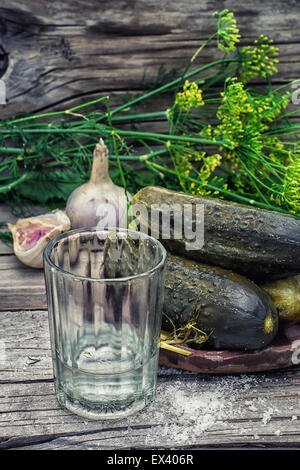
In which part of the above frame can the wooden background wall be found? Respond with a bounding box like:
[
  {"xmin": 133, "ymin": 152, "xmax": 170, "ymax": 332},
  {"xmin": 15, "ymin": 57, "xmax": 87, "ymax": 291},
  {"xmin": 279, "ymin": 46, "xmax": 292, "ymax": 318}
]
[{"xmin": 0, "ymin": 0, "xmax": 299, "ymax": 119}]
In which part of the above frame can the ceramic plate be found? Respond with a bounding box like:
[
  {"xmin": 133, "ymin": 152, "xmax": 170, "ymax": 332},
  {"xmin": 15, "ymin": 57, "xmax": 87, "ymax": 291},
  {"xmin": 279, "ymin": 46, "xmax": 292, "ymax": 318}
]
[{"xmin": 159, "ymin": 321, "xmax": 300, "ymax": 374}]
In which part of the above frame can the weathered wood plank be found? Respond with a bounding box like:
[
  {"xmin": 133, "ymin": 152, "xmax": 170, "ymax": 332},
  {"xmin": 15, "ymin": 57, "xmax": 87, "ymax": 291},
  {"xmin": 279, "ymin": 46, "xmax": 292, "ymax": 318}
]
[
  {"xmin": 0, "ymin": 205, "xmax": 46, "ymax": 310},
  {"xmin": 0, "ymin": 283, "xmax": 46, "ymax": 311},
  {"xmin": 1, "ymin": 1, "xmax": 300, "ymax": 117},
  {"xmin": 0, "ymin": 258, "xmax": 46, "ymax": 310},
  {"xmin": 1, "ymin": 367, "xmax": 300, "ymax": 449},
  {"xmin": 0, "ymin": 242, "xmax": 12, "ymax": 255},
  {"xmin": 0, "ymin": 309, "xmax": 52, "ymax": 382},
  {"xmin": 0, "ymin": 308, "xmax": 300, "ymax": 449}
]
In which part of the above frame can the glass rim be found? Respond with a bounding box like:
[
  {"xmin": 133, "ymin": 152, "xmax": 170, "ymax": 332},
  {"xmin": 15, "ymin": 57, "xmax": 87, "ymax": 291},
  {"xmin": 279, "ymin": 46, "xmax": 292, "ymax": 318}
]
[{"xmin": 43, "ymin": 226, "xmax": 167, "ymax": 282}]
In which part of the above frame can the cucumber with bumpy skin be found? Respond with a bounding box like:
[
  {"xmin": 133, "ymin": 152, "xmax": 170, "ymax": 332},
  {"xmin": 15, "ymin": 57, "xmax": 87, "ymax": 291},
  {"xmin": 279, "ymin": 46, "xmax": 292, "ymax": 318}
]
[
  {"xmin": 163, "ymin": 254, "xmax": 278, "ymax": 351},
  {"xmin": 133, "ymin": 186, "xmax": 300, "ymax": 282}
]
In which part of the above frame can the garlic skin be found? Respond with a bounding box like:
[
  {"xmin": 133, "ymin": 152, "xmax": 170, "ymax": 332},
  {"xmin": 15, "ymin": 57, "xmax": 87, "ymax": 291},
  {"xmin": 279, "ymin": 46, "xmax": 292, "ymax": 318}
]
[
  {"xmin": 66, "ymin": 139, "xmax": 132, "ymax": 229},
  {"xmin": 8, "ymin": 210, "xmax": 71, "ymax": 269}
]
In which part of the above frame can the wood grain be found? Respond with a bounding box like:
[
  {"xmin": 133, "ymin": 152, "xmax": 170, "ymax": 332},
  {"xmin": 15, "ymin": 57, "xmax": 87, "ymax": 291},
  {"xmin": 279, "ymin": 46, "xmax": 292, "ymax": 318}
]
[
  {"xmin": 0, "ymin": 1, "xmax": 300, "ymax": 117},
  {"xmin": 0, "ymin": 204, "xmax": 48, "ymax": 309}
]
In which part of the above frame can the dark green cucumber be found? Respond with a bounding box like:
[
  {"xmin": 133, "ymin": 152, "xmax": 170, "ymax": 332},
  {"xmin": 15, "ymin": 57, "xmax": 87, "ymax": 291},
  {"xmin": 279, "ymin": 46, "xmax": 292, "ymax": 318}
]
[
  {"xmin": 163, "ymin": 254, "xmax": 278, "ymax": 351},
  {"xmin": 133, "ymin": 186, "xmax": 300, "ymax": 282}
]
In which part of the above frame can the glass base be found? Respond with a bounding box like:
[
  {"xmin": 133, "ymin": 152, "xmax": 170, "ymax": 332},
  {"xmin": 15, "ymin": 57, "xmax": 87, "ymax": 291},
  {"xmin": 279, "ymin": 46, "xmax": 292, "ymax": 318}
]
[
  {"xmin": 53, "ymin": 350, "xmax": 158, "ymax": 420},
  {"xmin": 55, "ymin": 386, "xmax": 155, "ymax": 420}
]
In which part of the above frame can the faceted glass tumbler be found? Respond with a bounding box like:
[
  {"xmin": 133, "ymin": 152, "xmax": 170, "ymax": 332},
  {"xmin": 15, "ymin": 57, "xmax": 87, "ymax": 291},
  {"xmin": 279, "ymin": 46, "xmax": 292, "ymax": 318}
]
[{"xmin": 43, "ymin": 228, "xmax": 166, "ymax": 420}]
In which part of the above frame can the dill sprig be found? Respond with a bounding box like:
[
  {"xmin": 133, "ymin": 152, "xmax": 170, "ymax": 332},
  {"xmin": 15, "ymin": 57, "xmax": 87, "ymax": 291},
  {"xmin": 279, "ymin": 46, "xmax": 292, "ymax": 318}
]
[
  {"xmin": 239, "ymin": 35, "xmax": 279, "ymax": 83},
  {"xmin": 213, "ymin": 9, "xmax": 241, "ymax": 53}
]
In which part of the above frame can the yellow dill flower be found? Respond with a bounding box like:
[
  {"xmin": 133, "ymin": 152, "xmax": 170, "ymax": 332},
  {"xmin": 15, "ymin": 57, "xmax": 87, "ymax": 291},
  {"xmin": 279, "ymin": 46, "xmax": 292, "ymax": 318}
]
[
  {"xmin": 192, "ymin": 153, "xmax": 223, "ymax": 193},
  {"xmin": 175, "ymin": 80, "xmax": 205, "ymax": 111},
  {"xmin": 194, "ymin": 151, "xmax": 206, "ymax": 162},
  {"xmin": 261, "ymin": 91, "xmax": 291, "ymax": 122},
  {"xmin": 264, "ymin": 136, "xmax": 288, "ymax": 164},
  {"xmin": 204, "ymin": 154, "xmax": 223, "ymax": 174},
  {"xmin": 173, "ymin": 149, "xmax": 193, "ymax": 191},
  {"xmin": 213, "ymin": 10, "xmax": 240, "ymax": 53},
  {"xmin": 239, "ymin": 35, "xmax": 279, "ymax": 83},
  {"xmin": 215, "ymin": 78, "xmax": 289, "ymax": 158},
  {"xmin": 216, "ymin": 79, "xmax": 250, "ymax": 149}
]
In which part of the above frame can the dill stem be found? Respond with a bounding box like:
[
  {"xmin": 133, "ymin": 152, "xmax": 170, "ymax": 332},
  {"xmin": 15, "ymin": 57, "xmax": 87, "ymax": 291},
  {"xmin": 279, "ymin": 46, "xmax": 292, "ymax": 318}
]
[
  {"xmin": 98, "ymin": 58, "xmax": 238, "ymax": 120},
  {"xmin": 106, "ymin": 98, "xmax": 127, "ymax": 193},
  {"xmin": 263, "ymin": 145, "xmax": 291, "ymax": 156},
  {"xmin": 237, "ymin": 154, "xmax": 282, "ymax": 199},
  {"xmin": 146, "ymin": 160, "xmax": 290, "ymax": 214},
  {"xmin": 265, "ymin": 124, "xmax": 300, "ymax": 135},
  {"xmin": 239, "ymin": 146, "xmax": 286, "ymax": 180},
  {"xmin": 0, "ymin": 147, "xmax": 24, "ymax": 154},
  {"xmin": 115, "ymin": 129, "xmax": 229, "ymax": 146},
  {"xmin": 173, "ymin": 32, "xmax": 218, "ymax": 98},
  {"xmin": 0, "ymin": 126, "xmax": 230, "ymax": 148},
  {"xmin": 272, "ymin": 109, "xmax": 300, "ymax": 122},
  {"xmin": 0, "ymin": 172, "xmax": 32, "ymax": 193},
  {"xmin": 111, "ymin": 111, "xmax": 167, "ymax": 122},
  {"xmin": 0, "ymin": 96, "xmax": 109, "ymax": 128}
]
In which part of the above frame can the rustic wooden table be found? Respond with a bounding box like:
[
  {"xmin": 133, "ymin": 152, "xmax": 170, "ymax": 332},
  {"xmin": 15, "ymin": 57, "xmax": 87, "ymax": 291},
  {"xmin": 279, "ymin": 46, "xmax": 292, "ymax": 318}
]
[
  {"xmin": 1, "ymin": 0, "xmax": 300, "ymax": 451},
  {"xmin": 0, "ymin": 205, "xmax": 300, "ymax": 450}
]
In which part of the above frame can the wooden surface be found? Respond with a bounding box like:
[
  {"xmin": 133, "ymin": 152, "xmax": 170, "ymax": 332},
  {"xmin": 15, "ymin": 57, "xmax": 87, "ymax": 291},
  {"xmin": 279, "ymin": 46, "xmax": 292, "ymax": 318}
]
[
  {"xmin": 1, "ymin": 0, "xmax": 300, "ymax": 118},
  {"xmin": 0, "ymin": 204, "xmax": 300, "ymax": 450}
]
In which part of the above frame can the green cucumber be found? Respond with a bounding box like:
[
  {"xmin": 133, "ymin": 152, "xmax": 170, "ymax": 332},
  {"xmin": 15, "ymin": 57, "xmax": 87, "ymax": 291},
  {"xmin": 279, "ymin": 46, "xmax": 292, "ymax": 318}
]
[
  {"xmin": 133, "ymin": 186, "xmax": 300, "ymax": 282},
  {"xmin": 163, "ymin": 254, "xmax": 278, "ymax": 351}
]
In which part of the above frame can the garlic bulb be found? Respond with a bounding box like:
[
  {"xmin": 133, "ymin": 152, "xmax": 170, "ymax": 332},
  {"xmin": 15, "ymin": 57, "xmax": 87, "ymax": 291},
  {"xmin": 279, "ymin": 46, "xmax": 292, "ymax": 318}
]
[
  {"xmin": 8, "ymin": 210, "xmax": 71, "ymax": 269},
  {"xmin": 66, "ymin": 139, "xmax": 132, "ymax": 229}
]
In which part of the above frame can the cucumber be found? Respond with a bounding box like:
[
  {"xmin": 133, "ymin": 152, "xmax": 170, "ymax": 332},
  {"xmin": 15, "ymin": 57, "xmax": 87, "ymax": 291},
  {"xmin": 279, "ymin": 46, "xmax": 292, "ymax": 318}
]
[
  {"xmin": 163, "ymin": 254, "xmax": 278, "ymax": 351},
  {"xmin": 133, "ymin": 186, "xmax": 300, "ymax": 282},
  {"xmin": 261, "ymin": 275, "xmax": 300, "ymax": 322}
]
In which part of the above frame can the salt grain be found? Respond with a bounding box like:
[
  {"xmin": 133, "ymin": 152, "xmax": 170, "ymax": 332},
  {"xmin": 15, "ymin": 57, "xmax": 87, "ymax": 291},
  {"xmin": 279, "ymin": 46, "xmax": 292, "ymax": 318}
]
[{"xmin": 262, "ymin": 407, "xmax": 274, "ymax": 425}]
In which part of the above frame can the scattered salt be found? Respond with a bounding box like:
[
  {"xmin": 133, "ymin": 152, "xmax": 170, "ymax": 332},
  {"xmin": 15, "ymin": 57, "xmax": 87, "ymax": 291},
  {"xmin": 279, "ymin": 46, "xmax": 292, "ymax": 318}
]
[
  {"xmin": 262, "ymin": 407, "xmax": 273, "ymax": 425},
  {"xmin": 245, "ymin": 399, "xmax": 258, "ymax": 412},
  {"xmin": 126, "ymin": 373, "xmax": 267, "ymax": 445},
  {"xmin": 124, "ymin": 368, "xmax": 298, "ymax": 446}
]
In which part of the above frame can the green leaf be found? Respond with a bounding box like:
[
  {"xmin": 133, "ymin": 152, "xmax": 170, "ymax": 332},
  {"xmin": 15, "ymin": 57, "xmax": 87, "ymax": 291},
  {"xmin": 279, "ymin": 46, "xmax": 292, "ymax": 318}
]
[
  {"xmin": 16, "ymin": 170, "xmax": 85, "ymax": 204},
  {"xmin": 134, "ymin": 171, "xmax": 158, "ymax": 186},
  {"xmin": 0, "ymin": 222, "xmax": 13, "ymax": 246}
]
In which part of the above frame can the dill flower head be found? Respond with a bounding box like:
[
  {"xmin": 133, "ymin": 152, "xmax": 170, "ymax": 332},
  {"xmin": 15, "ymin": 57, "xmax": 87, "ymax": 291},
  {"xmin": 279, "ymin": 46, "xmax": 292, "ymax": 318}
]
[
  {"xmin": 283, "ymin": 153, "xmax": 300, "ymax": 213},
  {"xmin": 215, "ymin": 78, "xmax": 289, "ymax": 155},
  {"xmin": 239, "ymin": 35, "xmax": 279, "ymax": 83},
  {"xmin": 175, "ymin": 80, "xmax": 205, "ymax": 111},
  {"xmin": 189, "ymin": 153, "xmax": 224, "ymax": 196},
  {"xmin": 213, "ymin": 10, "xmax": 240, "ymax": 53},
  {"xmin": 216, "ymin": 79, "xmax": 253, "ymax": 149}
]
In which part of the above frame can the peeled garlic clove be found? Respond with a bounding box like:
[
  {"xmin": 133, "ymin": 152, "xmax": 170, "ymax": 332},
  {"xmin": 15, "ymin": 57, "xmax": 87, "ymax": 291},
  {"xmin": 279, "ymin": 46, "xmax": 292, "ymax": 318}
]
[
  {"xmin": 8, "ymin": 210, "xmax": 71, "ymax": 269},
  {"xmin": 66, "ymin": 138, "xmax": 132, "ymax": 229}
]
